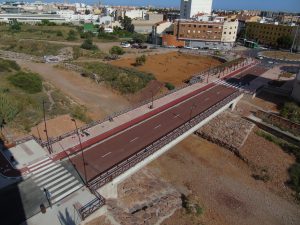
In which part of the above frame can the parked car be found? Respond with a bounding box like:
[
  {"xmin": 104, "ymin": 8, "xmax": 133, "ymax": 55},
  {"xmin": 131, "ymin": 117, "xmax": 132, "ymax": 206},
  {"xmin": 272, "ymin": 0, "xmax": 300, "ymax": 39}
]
[
  {"xmin": 131, "ymin": 43, "xmax": 140, "ymax": 49},
  {"xmin": 256, "ymin": 56, "xmax": 264, "ymax": 60},
  {"xmin": 139, "ymin": 45, "xmax": 148, "ymax": 49}
]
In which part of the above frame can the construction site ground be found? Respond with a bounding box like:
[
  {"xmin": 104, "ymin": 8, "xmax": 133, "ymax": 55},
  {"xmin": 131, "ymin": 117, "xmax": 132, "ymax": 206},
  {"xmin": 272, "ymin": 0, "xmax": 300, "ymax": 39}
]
[{"xmin": 110, "ymin": 52, "xmax": 222, "ymax": 86}]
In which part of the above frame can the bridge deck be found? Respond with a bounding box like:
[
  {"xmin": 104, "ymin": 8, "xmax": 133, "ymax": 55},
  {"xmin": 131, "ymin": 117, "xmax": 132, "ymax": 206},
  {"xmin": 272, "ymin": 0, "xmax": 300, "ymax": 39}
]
[{"xmin": 69, "ymin": 84, "xmax": 237, "ymax": 182}]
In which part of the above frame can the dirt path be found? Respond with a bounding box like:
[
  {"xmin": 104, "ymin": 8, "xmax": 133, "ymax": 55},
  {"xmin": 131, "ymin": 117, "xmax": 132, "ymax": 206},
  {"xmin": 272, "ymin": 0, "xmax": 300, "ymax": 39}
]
[
  {"xmin": 148, "ymin": 135, "xmax": 300, "ymax": 225},
  {"xmin": 16, "ymin": 60, "xmax": 130, "ymax": 120}
]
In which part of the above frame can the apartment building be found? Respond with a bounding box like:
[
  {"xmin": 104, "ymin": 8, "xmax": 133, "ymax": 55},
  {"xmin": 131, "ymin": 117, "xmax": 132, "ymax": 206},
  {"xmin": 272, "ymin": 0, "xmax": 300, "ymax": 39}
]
[
  {"xmin": 180, "ymin": 0, "xmax": 213, "ymax": 19},
  {"xmin": 164, "ymin": 19, "xmax": 238, "ymax": 49},
  {"xmin": 246, "ymin": 22, "xmax": 299, "ymax": 49}
]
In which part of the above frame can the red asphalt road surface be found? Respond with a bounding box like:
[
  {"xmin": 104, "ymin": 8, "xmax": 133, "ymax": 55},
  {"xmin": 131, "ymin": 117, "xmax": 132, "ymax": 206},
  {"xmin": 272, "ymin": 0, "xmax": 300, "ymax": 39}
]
[{"xmin": 70, "ymin": 84, "xmax": 237, "ymax": 182}]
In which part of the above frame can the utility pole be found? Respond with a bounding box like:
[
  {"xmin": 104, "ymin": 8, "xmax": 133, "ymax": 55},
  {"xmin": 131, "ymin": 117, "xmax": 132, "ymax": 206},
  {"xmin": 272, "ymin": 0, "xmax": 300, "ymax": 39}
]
[
  {"xmin": 71, "ymin": 118, "xmax": 88, "ymax": 185},
  {"xmin": 42, "ymin": 100, "xmax": 52, "ymax": 154},
  {"xmin": 291, "ymin": 25, "xmax": 299, "ymax": 53}
]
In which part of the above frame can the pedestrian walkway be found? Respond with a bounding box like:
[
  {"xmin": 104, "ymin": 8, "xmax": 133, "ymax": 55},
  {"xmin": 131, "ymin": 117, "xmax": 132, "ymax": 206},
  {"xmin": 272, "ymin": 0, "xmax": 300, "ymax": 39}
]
[
  {"xmin": 214, "ymin": 79, "xmax": 254, "ymax": 94},
  {"xmin": 28, "ymin": 157, "xmax": 83, "ymax": 204}
]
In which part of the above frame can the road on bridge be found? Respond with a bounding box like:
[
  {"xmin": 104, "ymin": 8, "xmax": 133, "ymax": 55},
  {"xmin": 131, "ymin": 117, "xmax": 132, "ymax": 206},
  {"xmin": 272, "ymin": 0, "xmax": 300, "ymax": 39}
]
[{"xmin": 69, "ymin": 84, "xmax": 237, "ymax": 182}]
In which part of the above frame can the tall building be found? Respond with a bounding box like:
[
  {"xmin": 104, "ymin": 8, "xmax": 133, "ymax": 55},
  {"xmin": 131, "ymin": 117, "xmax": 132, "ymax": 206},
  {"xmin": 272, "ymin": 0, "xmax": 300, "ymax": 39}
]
[{"xmin": 180, "ymin": 0, "xmax": 213, "ymax": 19}]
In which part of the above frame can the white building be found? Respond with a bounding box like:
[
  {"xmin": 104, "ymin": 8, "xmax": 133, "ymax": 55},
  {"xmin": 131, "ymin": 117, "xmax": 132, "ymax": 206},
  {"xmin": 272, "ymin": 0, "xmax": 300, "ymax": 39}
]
[{"xmin": 180, "ymin": 0, "xmax": 213, "ymax": 19}]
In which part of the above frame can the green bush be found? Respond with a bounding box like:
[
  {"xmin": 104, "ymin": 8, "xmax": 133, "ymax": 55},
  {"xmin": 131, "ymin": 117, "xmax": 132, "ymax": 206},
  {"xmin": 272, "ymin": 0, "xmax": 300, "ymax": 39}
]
[
  {"xmin": 0, "ymin": 58, "xmax": 20, "ymax": 72},
  {"xmin": 280, "ymin": 101, "xmax": 300, "ymax": 124},
  {"xmin": 80, "ymin": 62, "xmax": 155, "ymax": 94},
  {"xmin": 289, "ymin": 164, "xmax": 300, "ymax": 194},
  {"xmin": 80, "ymin": 38, "xmax": 98, "ymax": 50},
  {"xmin": 56, "ymin": 30, "xmax": 63, "ymax": 37},
  {"xmin": 110, "ymin": 46, "xmax": 125, "ymax": 55},
  {"xmin": 165, "ymin": 82, "xmax": 175, "ymax": 90},
  {"xmin": 71, "ymin": 105, "xmax": 91, "ymax": 123},
  {"xmin": 132, "ymin": 33, "xmax": 146, "ymax": 43},
  {"xmin": 135, "ymin": 55, "xmax": 146, "ymax": 66},
  {"xmin": 8, "ymin": 72, "xmax": 43, "ymax": 94},
  {"xmin": 66, "ymin": 30, "xmax": 77, "ymax": 41},
  {"xmin": 0, "ymin": 93, "xmax": 20, "ymax": 124}
]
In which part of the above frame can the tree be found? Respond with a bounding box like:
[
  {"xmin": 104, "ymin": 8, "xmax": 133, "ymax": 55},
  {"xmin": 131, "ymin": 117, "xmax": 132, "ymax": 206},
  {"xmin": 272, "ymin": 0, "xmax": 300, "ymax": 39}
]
[
  {"xmin": 120, "ymin": 16, "xmax": 135, "ymax": 33},
  {"xmin": 277, "ymin": 35, "xmax": 293, "ymax": 49},
  {"xmin": 9, "ymin": 20, "xmax": 21, "ymax": 32},
  {"xmin": 67, "ymin": 30, "xmax": 77, "ymax": 41},
  {"xmin": 132, "ymin": 33, "xmax": 146, "ymax": 44},
  {"xmin": 80, "ymin": 38, "xmax": 98, "ymax": 50},
  {"xmin": 135, "ymin": 55, "xmax": 146, "ymax": 66},
  {"xmin": 110, "ymin": 46, "xmax": 125, "ymax": 55}
]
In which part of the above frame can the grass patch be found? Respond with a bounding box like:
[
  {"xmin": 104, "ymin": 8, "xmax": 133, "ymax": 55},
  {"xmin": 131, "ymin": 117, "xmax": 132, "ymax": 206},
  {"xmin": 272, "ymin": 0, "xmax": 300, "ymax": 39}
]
[
  {"xmin": 0, "ymin": 58, "xmax": 20, "ymax": 72},
  {"xmin": 280, "ymin": 101, "xmax": 300, "ymax": 124},
  {"xmin": 0, "ymin": 58, "xmax": 90, "ymax": 133},
  {"xmin": 78, "ymin": 62, "xmax": 155, "ymax": 94},
  {"xmin": 70, "ymin": 105, "xmax": 91, "ymax": 123},
  {"xmin": 3, "ymin": 40, "xmax": 65, "ymax": 56},
  {"xmin": 8, "ymin": 71, "xmax": 42, "ymax": 94},
  {"xmin": 255, "ymin": 130, "xmax": 300, "ymax": 200}
]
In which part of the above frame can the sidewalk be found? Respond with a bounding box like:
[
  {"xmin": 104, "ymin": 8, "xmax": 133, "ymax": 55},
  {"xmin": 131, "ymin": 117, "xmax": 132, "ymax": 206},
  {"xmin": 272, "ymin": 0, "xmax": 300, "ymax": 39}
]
[{"xmin": 49, "ymin": 59, "xmax": 257, "ymax": 161}]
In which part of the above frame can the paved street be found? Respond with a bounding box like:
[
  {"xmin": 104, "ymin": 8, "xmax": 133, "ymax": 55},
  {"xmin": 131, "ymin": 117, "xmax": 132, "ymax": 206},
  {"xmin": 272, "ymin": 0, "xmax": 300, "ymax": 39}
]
[{"xmin": 70, "ymin": 84, "xmax": 237, "ymax": 181}]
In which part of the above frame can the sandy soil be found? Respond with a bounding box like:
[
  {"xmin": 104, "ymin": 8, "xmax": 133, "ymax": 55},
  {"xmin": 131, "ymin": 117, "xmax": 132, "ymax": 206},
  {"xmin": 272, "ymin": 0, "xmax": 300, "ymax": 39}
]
[
  {"xmin": 240, "ymin": 127, "xmax": 296, "ymax": 201},
  {"xmin": 16, "ymin": 60, "xmax": 130, "ymax": 120},
  {"xmin": 30, "ymin": 115, "xmax": 84, "ymax": 141},
  {"xmin": 110, "ymin": 52, "xmax": 222, "ymax": 86},
  {"xmin": 147, "ymin": 136, "xmax": 300, "ymax": 225}
]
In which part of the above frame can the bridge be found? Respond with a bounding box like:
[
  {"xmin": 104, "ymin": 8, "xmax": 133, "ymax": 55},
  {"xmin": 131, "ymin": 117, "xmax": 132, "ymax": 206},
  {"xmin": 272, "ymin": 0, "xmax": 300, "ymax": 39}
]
[{"xmin": 0, "ymin": 57, "xmax": 259, "ymax": 221}]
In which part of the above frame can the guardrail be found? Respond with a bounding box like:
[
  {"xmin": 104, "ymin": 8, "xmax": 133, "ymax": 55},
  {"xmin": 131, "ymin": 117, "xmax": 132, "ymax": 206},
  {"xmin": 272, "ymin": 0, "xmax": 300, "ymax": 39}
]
[
  {"xmin": 77, "ymin": 189, "xmax": 105, "ymax": 221},
  {"xmin": 88, "ymin": 91, "xmax": 242, "ymax": 191}
]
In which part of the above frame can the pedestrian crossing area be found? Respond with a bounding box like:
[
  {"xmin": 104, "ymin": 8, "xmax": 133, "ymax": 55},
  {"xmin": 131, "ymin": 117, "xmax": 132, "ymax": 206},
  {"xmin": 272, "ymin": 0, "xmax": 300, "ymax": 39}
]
[
  {"xmin": 213, "ymin": 79, "xmax": 253, "ymax": 94},
  {"xmin": 28, "ymin": 156, "xmax": 83, "ymax": 204}
]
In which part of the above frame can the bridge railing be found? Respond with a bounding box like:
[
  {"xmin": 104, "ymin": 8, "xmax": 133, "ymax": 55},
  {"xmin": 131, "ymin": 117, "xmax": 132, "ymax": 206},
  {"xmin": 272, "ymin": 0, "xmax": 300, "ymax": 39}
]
[
  {"xmin": 88, "ymin": 91, "xmax": 242, "ymax": 191},
  {"xmin": 76, "ymin": 189, "xmax": 105, "ymax": 221},
  {"xmin": 15, "ymin": 58, "xmax": 254, "ymax": 149}
]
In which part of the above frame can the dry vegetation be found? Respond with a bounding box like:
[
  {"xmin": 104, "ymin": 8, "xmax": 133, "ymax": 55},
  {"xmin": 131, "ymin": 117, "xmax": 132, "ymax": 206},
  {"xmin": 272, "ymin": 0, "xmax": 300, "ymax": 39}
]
[{"xmin": 110, "ymin": 52, "xmax": 222, "ymax": 86}]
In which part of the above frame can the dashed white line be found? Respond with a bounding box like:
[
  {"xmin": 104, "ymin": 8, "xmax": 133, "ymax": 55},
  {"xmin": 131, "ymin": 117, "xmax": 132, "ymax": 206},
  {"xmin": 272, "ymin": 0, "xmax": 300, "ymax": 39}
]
[
  {"xmin": 173, "ymin": 114, "xmax": 180, "ymax": 119},
  {"xmin": 130, "ymin": 137, "xmax": 139, "ymax": 143},
  {"xmin": 102, "ymin": 152, "xmax": 112, "ymax": 158},
  {"xmin": 154, "ymin": 124, "xmax": 162, "ymax": 129}
]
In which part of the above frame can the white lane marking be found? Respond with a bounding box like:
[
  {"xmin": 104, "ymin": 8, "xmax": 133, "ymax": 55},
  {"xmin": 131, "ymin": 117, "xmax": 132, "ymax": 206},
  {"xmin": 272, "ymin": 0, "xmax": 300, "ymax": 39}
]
[
  {"xmin": 102, "ymin": 152, "xmax": 112, "ymax": 158},
  {"xmin": 205, "ymin": 97, "xmax": 210, "ymax": 101},
  {"xmin": 217, "ymin": 91, "xmax": 220, "ymax": 95},
  {"xmin": 130, "ymin": 137, "xmax": 139, "ymax": 143},
  {"xmin": 51, "ymin": 184, "xmax": 82, "ymax": 203},
  {"xmin": 154, "ymin": 124, "xmax": 161, "ymax": 129},
  {"xmin": 173, "ymin": 114, "xmax": 180, "ymax": 119}
]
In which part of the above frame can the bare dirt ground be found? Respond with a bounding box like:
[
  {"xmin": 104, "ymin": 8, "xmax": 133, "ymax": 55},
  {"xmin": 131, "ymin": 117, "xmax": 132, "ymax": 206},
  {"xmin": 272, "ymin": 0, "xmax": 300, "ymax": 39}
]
[
  {"xmin": 148, "ymin": 136, "xmax": 300, "ymax": 225},
  {"xmin": 16, "ymin": 60, "xmax": 130, "ymax": 121},
  {"xmin": 30, "ymin": 115, "xmax": 84, "ymax": 141},
  {"xmin": 240, "ymin": 127, "xmax": 296, "ymax": 201},
  {"xmin": 110, "ymin": 52, "xmax": 222, "ymax": 86}
]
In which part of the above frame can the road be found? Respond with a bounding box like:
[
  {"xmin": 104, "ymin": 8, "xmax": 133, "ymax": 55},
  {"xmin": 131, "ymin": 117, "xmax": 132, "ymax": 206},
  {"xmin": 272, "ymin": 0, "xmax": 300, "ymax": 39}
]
[{"xmin": 70, "ymin": 84, "xmax": 237, "ymax": 181}]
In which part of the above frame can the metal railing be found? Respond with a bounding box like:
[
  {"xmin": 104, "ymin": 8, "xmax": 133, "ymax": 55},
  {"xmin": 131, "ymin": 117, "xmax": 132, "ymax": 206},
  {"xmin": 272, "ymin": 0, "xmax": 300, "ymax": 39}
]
[
  {"xmin": 77, "ymin": 189, "xmax": 105, "ymax": 221},
  {"xmin": 15, "ymin": 58, "xmax": 254, "ymax": 149},
  {"xmin": 88, "ymin": 91, "xmax": 242, "ymax": 191}
]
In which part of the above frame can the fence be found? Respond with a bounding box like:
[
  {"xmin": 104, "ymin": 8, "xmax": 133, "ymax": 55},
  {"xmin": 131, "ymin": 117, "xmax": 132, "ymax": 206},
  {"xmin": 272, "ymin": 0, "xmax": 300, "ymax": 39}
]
[
  {"xmin": 76, "ymin": 189, "xmax": 105, "ymax": 221},
  {"xmin": 15, "ymin": 58, "xmax": 254, "ymax": 148},
  {"xmin": 88, "ymin": 91, "xmax": 241, "ymax": 191}
]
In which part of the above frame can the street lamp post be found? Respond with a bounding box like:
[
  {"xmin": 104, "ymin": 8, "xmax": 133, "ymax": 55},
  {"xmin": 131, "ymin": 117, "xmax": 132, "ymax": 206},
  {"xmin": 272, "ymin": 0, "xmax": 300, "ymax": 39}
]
[
  {"xmin": 42, "ymin": 100, "xmax": 52, "ymax": 154},
  {"xmin": 149, "ymin": 90, "xmax": 154, "ymax": 109},
  {"xmin": 71, "ymin": 118, "xmax": 88, "ymax": 185}
]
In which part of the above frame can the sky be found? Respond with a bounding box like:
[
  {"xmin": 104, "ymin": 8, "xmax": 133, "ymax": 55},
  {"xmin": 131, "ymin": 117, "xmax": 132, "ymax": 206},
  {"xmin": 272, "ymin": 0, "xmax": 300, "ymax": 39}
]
[{"xmin": 96, "ymin": 0, "xmax": 300, "ymax": 12}]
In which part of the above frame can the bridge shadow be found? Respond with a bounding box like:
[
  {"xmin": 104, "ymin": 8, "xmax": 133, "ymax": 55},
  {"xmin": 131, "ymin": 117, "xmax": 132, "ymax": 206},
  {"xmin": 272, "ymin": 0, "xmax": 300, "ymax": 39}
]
[{"xmin": 0, "ymin": 138, "xmax": 49, "ymax": 225}]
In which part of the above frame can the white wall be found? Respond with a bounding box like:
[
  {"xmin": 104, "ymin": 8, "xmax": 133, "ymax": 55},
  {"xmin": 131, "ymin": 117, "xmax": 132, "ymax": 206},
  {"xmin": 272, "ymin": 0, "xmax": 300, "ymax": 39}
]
[
  {"xmin": 221, "ymin": 20, "xmax": 238, "ymax": 43},
  {"xmin": 180, "ymin": 0, "xmax": 213, "ymax": 19}
]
